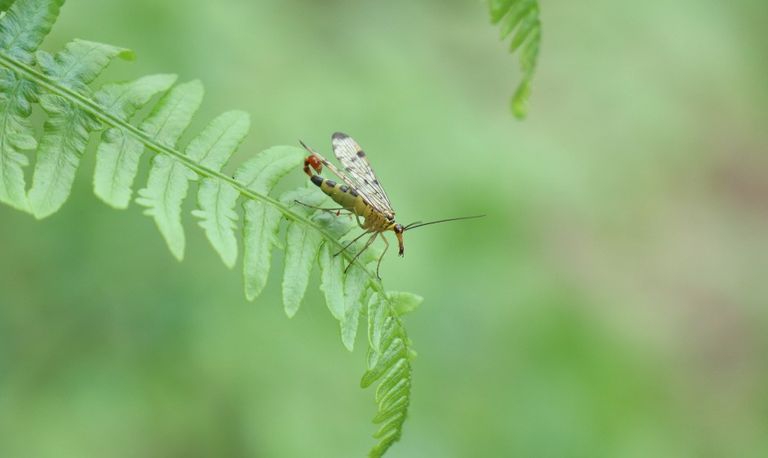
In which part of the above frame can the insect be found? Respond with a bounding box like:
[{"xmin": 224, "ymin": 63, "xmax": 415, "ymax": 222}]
[{"xmin": 298, "ymin": 132, "xmax": 483, "ymax": 278}]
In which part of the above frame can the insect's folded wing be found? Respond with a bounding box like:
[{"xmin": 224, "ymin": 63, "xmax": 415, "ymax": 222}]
[{"xmin": 331, "ymin": 132, "xmax": 394, "ymax": 214}]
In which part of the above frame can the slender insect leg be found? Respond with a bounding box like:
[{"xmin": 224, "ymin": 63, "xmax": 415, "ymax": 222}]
[
  {"xmin": 344, "ymin": 233, "xmax": 378, "ymax": 274},
  {"xmin": 334, "ymin": 230, "xmax": 371, "ymax": 257},
  {"xmin": 355, "ymin": 214, "xmax": 366, "ymax": 230},
  {"xmin": 293, "ymin": 200, "xmax": 349, "ymax": 214},
  {"xmin": 376, "ymin": 235, "xmax": 390, "ymax": 279}
]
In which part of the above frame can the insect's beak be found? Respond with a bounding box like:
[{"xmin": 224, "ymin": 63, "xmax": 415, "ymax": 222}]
[{"xmin": 396, "ymin": 231, "xmax": 404, "ymax": 257}]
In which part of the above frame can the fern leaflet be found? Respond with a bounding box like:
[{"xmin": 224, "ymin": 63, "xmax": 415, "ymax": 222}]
[
  {"xmin": 189, "ymin": 110, "xmax": 250, "ymax": 268},
  {"xmin": 0, "ymin": 0, "xmax": 418, "ymax": 455},
  {"xmin": 0, "ymin": 0, "xmax": 61, "ymax": 211},
  {"xmin": 363, "ymin": 291, "xmax": 422, "ymax": 457},
  {"xmin": 488, "ymin": 0, "xmax": 542, "ymax": 118},
  {"xmin": 93, "ymin": 73, "xmax": 177, "ymax": 208},
  {"xmin": 279, "ymin": 186, "xmax": 326, "ymax": 317}
]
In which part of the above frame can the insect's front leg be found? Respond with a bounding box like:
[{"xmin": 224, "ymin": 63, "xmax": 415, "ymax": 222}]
[
  {"xmin": 376, "ymin": 235, "xmax": 390, "ymax": 280},
  {"xmin": 334, "ymin": 230, "xmax": 371, "ymax": 257}
]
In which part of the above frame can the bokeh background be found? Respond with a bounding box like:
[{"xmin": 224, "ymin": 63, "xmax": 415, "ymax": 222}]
[{"xmin": 1, "ymin": 0, "xmax": 767, "ymax": 456}]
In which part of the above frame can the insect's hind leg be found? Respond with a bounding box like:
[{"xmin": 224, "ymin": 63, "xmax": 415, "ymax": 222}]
[
  {"xmin": 293, "ymin": 200, "xmax": 349, "ymax": 216},
  {"xmin": 344, "ymin": 233, "xmax": 378, "ymax": 274}
]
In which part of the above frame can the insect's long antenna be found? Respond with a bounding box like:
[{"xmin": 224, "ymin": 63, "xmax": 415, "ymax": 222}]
[{"xmin": 403, "ymin": 215, "xmax": 485, "ymax": 231}]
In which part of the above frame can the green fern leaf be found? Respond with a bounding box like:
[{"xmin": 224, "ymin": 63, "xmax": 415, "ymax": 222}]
[
  {"xmin": 315, "ymin": 200, "xmax": 357, "ymax": 322},
  {"xmin": 0, "ymin": 0, "xmax": 60, "ymax": 212},
  {"xmin": 188, "ymin": 110, "xmax": 250, "ymax": 268},
  {"xmin": 314, "ymin": 205, "xmax": 355, "ymax": 238},
  {"xmin": 279, "ymin": 186, "xmax": 327, "ymax": 317},
  {"xmin": 488, "ymin": 0, "xmax": 541, "ymax": 119},
  {"xmin": 312, "ymin": 208, "xmax": 376, "ymax": 349},
  {"xmin": 28, "ymin": 40, "xmax": 132, "ymax": 218},
  {"xmin": 0, "ymin": 1, "xmax": 419, "ymax": 454},
  {"xmin": 387, "ymin": 291, "xmax": 423, "ymax": 316},
  {"xmin": 341, "ymin": 264, "xmax": 370, "ymax": 351},
  {"xmin": 242, "ymin": 200, "xmax": 281, "ymax": 300},
  {"xmin": 235, "ymin": 145, "xmax": 304, "ymax": 300},
  {"xmin": 0, "ymin": 67, "xmax": 35, "ymax": 211},
  {"xmin": 193, "ymin": 179, "xmax": 239, "ymax": 268},
  {"xmin": 0, "ymin": 0, "xmax": 61, "ymax": 64},
  {"xmin": 35, "ymin": 39, "xmax": 134, "ymax": 91},
  {"xmin": 93, "ymin": 74, "xmax": 177, "ymax": 208},
  {"xmin": 138, "ymin": 153, "xmax": 198, "ymax": 259},
  {"xmin": 319, "ymin": 242, "xmax": 346, "ymax": 321},
  {"xmin": 187, "ymin": 110, "xmax": 250, "ymax": 168},
  {"xmin": 136, "ymin": 80, "xmax": 204, "ymax": 259},
  {"xmin": 363, "ymin": 292, "xmax": 412, "ymax": 457},
  {"xmin": 339, "ymin": 235, "xmax": 383, "ymax": 351},
  {"xmin": 362, "ymin": 336, "xmax": 407, "ymax": 388}
]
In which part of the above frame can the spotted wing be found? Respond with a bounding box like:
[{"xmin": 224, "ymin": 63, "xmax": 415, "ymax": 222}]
[{"xmin": 331, "ymin": 132, "xmax": 394, "ymax": 215}]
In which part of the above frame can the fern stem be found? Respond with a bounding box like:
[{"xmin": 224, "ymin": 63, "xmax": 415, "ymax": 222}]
[
  {"xmin": 0, "ymin": 50, "xmax": 387, "ymax": 293},
  {"xmin": 0, "ymin": 48, "xmax": 413, "ymax": 455}
]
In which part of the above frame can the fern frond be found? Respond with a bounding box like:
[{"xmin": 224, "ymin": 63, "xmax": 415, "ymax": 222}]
[
  {"xmin": 0, "ymin": 0, "xmax": 61, "ymax": 211},
  {"xmin": 0, "ymin": 0, "xmax": 416, "ymax": 455},
  {"xmin": 136, "ymin": 80, "xmax": 204, "ymax": 259},
  {"xmin": 234, "ymin": 145, "xmax": 305, "ymax": 300},
  {"xmin": 342, "ymin": 263, "xmax": 371, "ymax": 351},
  {"xmin": 363, "ymin": 291, "xmax": 421, "ymax": 457},
  {"xmin": 279, "ymin": 186, "xmax": 327, "ymax": 317},
  {"xmin": 488, "ymin": 0, "xmax": 541, "ymax": 118},
  {"xmin": 320, "ymin": 242, "xmax": 348, "ymax": 320},
  {"xmin": 0, "ymin": 0, "xmax": 60, "ymax": 64},
  {"xmin": 28, "ymin": 40, "xmax": 132, "ymax": 218},
  {"xmin": 93, "ymin": 73, "xmax": 178, "ymax": 208},
  {"xmin": 190, "ymin": 110, "xmax": 250, "ymax": 268},
  {"xmin": 0, "ymin": 64, "xmax": 35, "ymax": 211}
]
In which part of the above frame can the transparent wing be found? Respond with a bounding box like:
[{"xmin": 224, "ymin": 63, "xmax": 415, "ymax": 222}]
[
  {"xmin": 331, "ymin": 132, "xmax": 394, "ymax": 214},
  {"xmin": 300, "ymin": 142, "xmax": 392, "ymax": 216}
]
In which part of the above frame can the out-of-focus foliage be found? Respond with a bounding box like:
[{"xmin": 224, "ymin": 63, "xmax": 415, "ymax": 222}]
[
  {"xmin": 1, "ymin": 1, "xmax": 767, "ymax": 457},
  {"xmin": 488, "ymin": 0, "xmax": 541, "ymax": 118}
]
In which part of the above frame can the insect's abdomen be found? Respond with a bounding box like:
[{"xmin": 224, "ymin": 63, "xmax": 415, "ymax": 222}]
[{"xmin": 311, "ymin": 175, "xmax": 369, "ymax": 217}]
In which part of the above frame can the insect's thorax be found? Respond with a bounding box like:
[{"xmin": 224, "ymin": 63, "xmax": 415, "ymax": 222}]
[{"xmin": 362, "ymin": 209, "xmax": 396, "ymax": 232}]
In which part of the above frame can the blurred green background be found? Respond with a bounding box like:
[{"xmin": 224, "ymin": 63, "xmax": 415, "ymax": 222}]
[{"xmin": 1, "ymin": 0, "xmax": 767, "ymax": 456}]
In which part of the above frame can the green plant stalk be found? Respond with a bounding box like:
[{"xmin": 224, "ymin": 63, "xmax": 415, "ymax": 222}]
[
  {"xmin": 0, "ymin": 50, "xmax": 391, "ymax": 293},
  {"xmin": 0, "ymin": 46, "xmax": 412, "ymax": 456}
]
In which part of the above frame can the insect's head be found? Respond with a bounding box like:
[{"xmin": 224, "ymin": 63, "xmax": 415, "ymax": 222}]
[{"xmin": 393, "ymin": 223, "xmax": 405, "ymax": 256}]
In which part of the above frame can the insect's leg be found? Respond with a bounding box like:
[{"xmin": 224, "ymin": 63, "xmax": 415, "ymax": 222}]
[
  {"xmin": 334, "ymin": 230, "xmax": 371, "ymax": 257},
  {"xmin": 344, "ymin": 233, "xmax": 378, "ymax": 274},
  {"xmin": 293, "ymin": 200, "xmax": 349, "ymax": 214},
  {"xmin": 355, "ymin": 214, "xmax": 366, "ymax": 230},
  {"xmin": 376, "ymin": 235, "xmax": 390, "ymax": 280}
]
